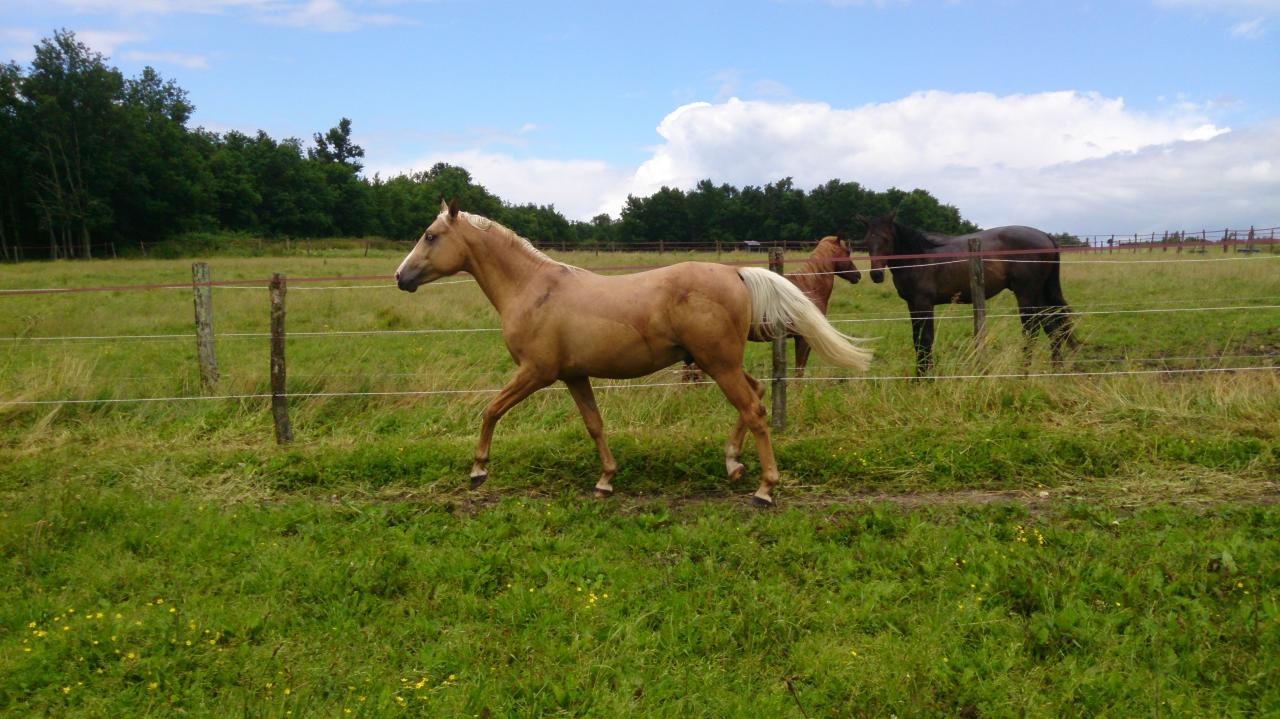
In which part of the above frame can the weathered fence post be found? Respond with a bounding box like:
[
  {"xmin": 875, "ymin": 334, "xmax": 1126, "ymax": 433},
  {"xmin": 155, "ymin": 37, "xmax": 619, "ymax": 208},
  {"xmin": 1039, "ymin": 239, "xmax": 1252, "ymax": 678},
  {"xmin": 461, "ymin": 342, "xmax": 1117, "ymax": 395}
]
[
  {"xmin": 769, "ymin": 246, "xmax": 787, "ymax": 432},
  {"xmin": 1248, "ymin": 226, "xmax": 1255, "ymax": 253},
  {"xmin": 1223, "ymin": 228, "xmax": 1229, "ymax": 253},
  {"xmin": 269, "ymin": 273, "xmax": 293, "ymax": 445},
  {"xmin": 191, "ymin": 262, "xmax": 219, "ymax": 392},
  {"xmin": 968, "ymin": 237, "xmax": 987, "ymax": 348}
]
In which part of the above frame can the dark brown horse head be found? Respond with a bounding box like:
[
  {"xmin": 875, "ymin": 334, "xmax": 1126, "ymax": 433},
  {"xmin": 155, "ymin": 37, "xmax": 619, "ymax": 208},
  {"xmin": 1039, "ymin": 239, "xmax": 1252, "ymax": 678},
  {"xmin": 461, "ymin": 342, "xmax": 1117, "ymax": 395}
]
[
  {"xmin": 818, "ymin": 235, "xmax": 861, "ymax": 284},
  {"xmin": 853, "ymin": 212, "xmax": 897, "ymax": 284}
]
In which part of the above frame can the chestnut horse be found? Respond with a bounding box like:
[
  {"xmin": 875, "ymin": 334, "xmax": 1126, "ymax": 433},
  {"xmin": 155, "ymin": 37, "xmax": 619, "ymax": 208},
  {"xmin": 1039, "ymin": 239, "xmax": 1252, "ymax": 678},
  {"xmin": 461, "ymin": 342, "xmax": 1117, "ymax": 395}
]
[
  {"xmin": 683, "ymin": 235, "xmax": 861, "ymax": 379},
  {"xmin": 856, "ymin": 212, "xmax": 1077, "ymax": 375},
  {"xmin": 782, "ymin": 235, "xmax": 863, "ymax": 374},
  {"xmin": 395, "ymin": 201, "xmax": 872, "ymax": 506}
]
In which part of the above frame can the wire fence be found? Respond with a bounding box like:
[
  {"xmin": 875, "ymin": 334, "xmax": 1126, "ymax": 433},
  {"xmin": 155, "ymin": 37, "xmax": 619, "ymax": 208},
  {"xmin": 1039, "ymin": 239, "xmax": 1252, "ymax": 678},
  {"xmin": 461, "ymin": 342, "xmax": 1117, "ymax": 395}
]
[{"xmin": 2, "ymin": 238, "xmax": 1278, "ymax": 425}]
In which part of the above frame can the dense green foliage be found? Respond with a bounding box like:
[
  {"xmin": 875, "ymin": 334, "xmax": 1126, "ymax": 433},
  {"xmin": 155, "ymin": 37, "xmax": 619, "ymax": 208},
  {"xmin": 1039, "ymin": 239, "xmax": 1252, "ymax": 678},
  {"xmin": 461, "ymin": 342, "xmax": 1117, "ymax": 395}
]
[{"xmin": 1, "ymin": 31, "xmax": 975, "ymax": 261}]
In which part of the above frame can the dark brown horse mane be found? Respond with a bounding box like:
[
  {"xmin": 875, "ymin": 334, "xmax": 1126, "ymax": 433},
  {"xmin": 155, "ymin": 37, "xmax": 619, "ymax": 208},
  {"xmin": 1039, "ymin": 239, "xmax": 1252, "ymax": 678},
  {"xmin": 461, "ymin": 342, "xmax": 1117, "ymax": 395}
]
[{"xmin": 890, "ymin": 220, "xmax": 951, "ymax": 255}]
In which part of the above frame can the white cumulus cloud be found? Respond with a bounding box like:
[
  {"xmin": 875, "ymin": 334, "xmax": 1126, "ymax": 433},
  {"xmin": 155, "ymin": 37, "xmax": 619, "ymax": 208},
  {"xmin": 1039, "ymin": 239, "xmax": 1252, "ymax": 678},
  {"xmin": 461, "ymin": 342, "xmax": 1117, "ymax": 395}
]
[{"xmin": 366, "ymin": 90, "xmax": 1279, "ymax": 234}]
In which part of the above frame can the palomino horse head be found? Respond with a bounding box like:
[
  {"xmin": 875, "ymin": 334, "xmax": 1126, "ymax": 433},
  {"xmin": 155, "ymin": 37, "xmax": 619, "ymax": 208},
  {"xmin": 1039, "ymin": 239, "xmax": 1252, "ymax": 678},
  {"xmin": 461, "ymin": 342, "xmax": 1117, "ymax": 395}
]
[
  {"xmin": 853, "ymin": 212, "xmax": 897, "ymax": 284},
  {"xmin": 395, "ymin": 199, "xmax": 470, "ymax": 292},
  {"xmin": 824, "ymin": 235, "xmax": 861, "ymax": 284}
]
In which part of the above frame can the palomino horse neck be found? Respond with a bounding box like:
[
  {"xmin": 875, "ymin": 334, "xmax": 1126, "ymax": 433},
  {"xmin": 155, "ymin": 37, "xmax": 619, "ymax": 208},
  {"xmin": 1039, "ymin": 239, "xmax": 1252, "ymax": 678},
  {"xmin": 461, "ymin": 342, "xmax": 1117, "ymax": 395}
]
[{"xmin": 456, "ymin": 213, "xmax": 571, "ymax": 316}]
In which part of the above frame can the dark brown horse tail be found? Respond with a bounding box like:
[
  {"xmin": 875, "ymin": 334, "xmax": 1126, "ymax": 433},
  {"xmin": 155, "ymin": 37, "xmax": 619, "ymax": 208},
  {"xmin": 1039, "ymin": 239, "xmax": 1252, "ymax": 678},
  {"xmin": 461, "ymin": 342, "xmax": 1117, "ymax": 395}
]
[{"xmin": 1045, "ymin": 243, "xmax": 1080, "ymax": 349}]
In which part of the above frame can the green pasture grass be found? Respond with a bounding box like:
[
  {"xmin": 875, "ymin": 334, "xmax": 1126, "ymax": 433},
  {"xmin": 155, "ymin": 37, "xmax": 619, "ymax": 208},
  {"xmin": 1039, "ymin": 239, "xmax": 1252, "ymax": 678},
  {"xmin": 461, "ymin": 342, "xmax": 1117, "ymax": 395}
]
[
  {"xmin": 1, "ymin": 248, "xmax": 1278, "ymax": 715},
  {"xmin": 3, "ymin": 485, "xmax": 1278, "ymax": 717}
]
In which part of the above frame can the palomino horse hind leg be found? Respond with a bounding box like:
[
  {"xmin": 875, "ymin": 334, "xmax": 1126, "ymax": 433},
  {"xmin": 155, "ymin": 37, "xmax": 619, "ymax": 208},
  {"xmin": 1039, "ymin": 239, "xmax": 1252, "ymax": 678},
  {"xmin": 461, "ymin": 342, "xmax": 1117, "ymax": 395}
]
[
  {"xmin": 564, "ymin": 377, "xmax": 618, "ymax": 498},
  {"xmin": 709, "ymin": 368, "xmax": 778, "ymax": 507},
  {"xmin": 724, "ymin": 372, "xmax": 765, "ymax": 484},
  {"xmin": 469, "ymin": 366, "xmax": 553, "ymax": 489}
]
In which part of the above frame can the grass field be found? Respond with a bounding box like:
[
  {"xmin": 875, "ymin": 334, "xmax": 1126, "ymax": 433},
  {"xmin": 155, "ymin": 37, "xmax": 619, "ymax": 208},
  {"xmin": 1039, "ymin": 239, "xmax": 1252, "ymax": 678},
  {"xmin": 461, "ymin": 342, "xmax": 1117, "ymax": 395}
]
[{"xmin": 2, "ymin": 246, "xmax": 1278, "ymax": 716}]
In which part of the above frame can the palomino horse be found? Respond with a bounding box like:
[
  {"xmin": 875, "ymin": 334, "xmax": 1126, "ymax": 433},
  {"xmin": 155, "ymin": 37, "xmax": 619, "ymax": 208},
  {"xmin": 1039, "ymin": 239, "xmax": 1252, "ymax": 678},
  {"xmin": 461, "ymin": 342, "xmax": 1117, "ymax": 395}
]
[
  {"xmin": 395, "ymin": 200, "xmax": 873, "ymax": 506},
  {"xmin": 682, "ymin": 235, "xmax": 861, "ymax": 379},
  {"xmin": 856, "ymin": 212, "xmax": 1078, "ymax": 375}
]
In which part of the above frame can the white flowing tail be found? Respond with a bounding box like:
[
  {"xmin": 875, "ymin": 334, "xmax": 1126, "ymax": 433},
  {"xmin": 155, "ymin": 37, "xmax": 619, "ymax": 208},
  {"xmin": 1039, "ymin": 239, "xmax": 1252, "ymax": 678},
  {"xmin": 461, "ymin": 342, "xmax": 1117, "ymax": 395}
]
[{"xmin": 738, "ymin": 267, "xmax": 873, "ymax": 371}]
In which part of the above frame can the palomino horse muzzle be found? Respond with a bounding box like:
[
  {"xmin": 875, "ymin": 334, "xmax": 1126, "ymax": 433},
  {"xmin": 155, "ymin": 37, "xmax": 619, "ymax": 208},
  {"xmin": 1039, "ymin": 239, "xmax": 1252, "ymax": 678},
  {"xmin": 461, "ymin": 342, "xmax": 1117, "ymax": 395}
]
[{"xmin": 395, "ymin": 271, "xmax": 419, "ymax": 293}]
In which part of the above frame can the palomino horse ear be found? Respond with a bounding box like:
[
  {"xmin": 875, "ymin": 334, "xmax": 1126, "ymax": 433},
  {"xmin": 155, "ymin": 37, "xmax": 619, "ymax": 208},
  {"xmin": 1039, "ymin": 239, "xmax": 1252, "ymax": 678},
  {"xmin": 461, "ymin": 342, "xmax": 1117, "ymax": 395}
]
[
  {"xmin": 439, "ymin": 198, "xmax": 450, "ymax": 216},
  {"xmin": 447, "ymin": 197, "xmax": 460, "ymax": 220}
]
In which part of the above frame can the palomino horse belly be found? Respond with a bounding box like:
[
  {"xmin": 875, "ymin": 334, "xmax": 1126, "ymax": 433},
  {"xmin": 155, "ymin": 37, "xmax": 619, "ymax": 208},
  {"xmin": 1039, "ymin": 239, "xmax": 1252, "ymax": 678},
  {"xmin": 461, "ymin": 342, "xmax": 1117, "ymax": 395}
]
[{"xmin": 554, "ymin": 319, "xmax": 686, "ymax": 379}]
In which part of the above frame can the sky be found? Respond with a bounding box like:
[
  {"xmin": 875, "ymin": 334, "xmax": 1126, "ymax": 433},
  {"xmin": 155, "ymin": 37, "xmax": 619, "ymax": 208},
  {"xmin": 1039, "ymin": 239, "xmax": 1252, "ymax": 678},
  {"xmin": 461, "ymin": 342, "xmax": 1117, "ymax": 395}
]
[{"xmin": 3, "ymin": 0, "xmax": 1279, "ymax": 234}]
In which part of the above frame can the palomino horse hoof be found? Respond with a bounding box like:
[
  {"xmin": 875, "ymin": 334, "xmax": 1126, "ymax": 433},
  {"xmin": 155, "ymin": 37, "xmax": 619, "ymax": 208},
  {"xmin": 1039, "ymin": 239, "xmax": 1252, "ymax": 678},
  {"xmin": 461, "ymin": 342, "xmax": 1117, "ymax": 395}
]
[
  {"xmin": 593, "ymin": 487, "xmax": 614, "ymax": 499},
  {"xmin": 750, "ymin": 495, "xmax": 775, "ymax": 509},
  {"xmin": 469, "ymin": 472, "xmax": 488, "ymax": 490},
  {"xmin": 726, "ymin": 461, "xmax": 745, "ymax": 483}
]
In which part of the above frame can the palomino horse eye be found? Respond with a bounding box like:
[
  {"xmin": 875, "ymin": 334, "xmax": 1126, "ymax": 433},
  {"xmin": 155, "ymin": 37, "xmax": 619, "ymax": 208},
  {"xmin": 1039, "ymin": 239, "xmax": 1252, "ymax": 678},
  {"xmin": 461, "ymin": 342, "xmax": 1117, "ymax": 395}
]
[{"xmin": 425, "ymin": 233, "xmax": 436, "ymax": 243}]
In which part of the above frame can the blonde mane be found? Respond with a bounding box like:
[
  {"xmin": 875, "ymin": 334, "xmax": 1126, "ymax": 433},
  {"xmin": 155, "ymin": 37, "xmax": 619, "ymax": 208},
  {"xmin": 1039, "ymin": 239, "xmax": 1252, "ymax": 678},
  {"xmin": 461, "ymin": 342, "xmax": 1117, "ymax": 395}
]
[{"xmin": 457, "ymin": 210, "xmax": 572, "ymax": 269}]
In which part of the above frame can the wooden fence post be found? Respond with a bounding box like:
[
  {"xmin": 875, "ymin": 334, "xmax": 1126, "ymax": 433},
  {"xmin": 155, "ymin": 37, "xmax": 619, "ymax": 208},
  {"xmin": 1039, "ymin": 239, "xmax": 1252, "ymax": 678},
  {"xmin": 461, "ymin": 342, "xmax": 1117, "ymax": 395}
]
[
  {"xmin": 769, "ymin": 246, "xmax": 787, "ymax": 432},
  {"xmin": 191, "ymin": 262, "xmax": 219, "ymax": 393},
  {"xmin": 270, "ymin": 273, "xmax": 293, "ymax": 445},
  {"xmin": 968, "ymin": 237, "xmax": 987, "ymax": 348},
  {"xmin": 1223, "ymin": 228, "xmax": 1229, "ymax": 253}
]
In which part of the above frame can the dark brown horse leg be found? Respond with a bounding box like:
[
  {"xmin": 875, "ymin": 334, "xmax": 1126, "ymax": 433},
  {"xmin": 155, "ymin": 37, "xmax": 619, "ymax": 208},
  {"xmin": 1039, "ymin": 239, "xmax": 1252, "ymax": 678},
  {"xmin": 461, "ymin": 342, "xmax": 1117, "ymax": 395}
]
[
  {"xmin": 724, "ymin": 372, "xmax": 765, "ymax": 484},
  {"xmin": 564, "ymin": 377, "xmax": 618, "ymax": 498},
  {"xmin": 1043, "ymin": 311, "xmax": 1075, "ymax": 366},
  {"xmin": 469, "ymin": 367, "xmax": 553, "ymax": 489},
  {"xmin": 908, "ymin": 302, "xmax": 936, "ymax": 376},
  {"xmin": 1017, "ymin": 305, "xmax": 1039, "ymax": 368},
  {"xmin": 710, "ymin": 368, "xmax": 777, "ymax": 506},
  {"xmin": 794, "ymin": 336, "xmax": 812, "ymax": 378},
  {"xmin": 681, "ymin": 361, "xmax": 703, "ymax": 383}
]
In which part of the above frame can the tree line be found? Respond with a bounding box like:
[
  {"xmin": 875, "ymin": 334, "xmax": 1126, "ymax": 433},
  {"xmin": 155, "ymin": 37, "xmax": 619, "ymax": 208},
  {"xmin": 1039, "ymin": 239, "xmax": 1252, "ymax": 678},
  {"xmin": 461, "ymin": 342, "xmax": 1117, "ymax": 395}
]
[{"xmin": 0, "ymin": 30, "xmax": 978, "ymax": 261}]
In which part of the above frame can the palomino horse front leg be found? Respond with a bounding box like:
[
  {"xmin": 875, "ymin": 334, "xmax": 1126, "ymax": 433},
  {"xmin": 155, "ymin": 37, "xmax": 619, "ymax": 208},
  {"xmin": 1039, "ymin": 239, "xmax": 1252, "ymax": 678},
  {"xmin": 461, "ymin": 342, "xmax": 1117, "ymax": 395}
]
[
  {"xmin": 710, "ymin": 369, "xmax": 778, "ymax": 507},
  {"xmin": 564, "ymin": 377, "xmax": 618, "ymax": 498},
  {"xmin": 724, "ymin": 372, "xmax": 765, "ymax": 484},
  {"xmin": 470, "ymin": 367, "xmax": 553, "ymax": 489}
]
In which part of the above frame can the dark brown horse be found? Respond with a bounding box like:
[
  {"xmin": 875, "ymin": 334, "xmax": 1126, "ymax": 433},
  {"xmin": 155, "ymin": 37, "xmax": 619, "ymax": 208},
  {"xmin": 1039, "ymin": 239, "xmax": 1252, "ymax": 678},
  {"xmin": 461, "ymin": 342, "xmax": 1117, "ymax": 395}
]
[{"xmin": 855, "ymin": 212, "xmax": 1078, "ymax": 375}]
